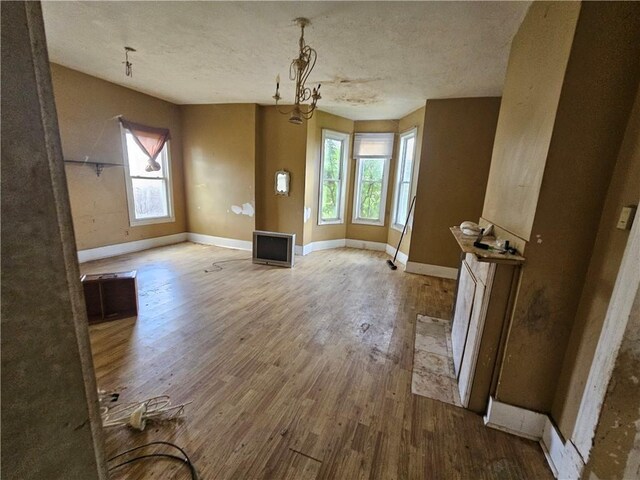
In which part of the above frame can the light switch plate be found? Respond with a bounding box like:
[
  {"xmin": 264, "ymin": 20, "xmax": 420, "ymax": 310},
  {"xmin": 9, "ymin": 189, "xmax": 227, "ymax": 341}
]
[{"xmin": 617, "ymin": 205, "xmax": 637, "ymax": 230}]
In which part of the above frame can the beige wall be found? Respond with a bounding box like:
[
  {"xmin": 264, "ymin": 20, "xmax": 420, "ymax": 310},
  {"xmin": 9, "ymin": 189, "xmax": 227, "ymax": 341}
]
[
  {"xmin": 387, "ymin": 106, "xmax": 426, "ymax": 256},
  {"xmin": 346, "ymin": 120, "xmax": 399, "ymax": 244},
  {"xmin": 482, "ymin": 2, "xmax": 579, "ymax": 242},
  {"xmin": 491, "ymin": 1, "xmax": 640, "ymax": 412},
  {"xmin": 552, "ymin": 84, "xmax": 640, "ymax": 437},
  {"xmin": 305, "ymin": 110, "xmax": 354, "ymax": 244},
  {"xmin": 181, "ymin": 104, "xmax": 256, "ymax": 241},
  {"xmin": 408, "ymin": 98, "xmax": 500, "ymax": 268},
  {"xmin": 255, "ymin": 106, "xmax": 307, "ymax": 245},
  {"xmin": 51, "ymin": 64, "xmax": 186, "ymax": 250}
]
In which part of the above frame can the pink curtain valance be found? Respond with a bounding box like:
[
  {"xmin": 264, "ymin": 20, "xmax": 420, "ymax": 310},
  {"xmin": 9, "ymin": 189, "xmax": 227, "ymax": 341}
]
[{"xmin": 119, "ymin": 117, "xmax": 170, "ymax": 172}]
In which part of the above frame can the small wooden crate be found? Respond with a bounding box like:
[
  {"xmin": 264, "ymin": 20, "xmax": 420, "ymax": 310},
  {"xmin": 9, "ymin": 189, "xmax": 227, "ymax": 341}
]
[{"xmin": 81, "ymin": 271, "xmax": 138, "ymax": 324}]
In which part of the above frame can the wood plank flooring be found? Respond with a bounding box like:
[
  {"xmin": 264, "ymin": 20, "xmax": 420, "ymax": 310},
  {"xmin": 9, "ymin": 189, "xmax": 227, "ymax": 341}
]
[{"xmin": 83, "ymin": 242, "xmax": 552, "ymax": 479}]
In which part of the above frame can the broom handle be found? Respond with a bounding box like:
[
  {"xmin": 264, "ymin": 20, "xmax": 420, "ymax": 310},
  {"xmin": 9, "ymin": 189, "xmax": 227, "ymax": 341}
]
[{"xmin": 393, "ymin": 195, "xmax": 417, "ymax": 262}]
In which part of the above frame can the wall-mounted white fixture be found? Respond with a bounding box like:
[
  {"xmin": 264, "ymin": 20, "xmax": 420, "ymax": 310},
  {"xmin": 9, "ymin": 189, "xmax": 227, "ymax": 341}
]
[{"xmin": 275, "ymin": 170, "xmax": 290, "ymax": 196}]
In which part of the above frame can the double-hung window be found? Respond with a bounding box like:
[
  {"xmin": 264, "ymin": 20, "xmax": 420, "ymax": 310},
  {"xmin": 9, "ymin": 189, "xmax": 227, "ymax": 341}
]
[
  {"xmin": 352, "ymin": 133, "xmax": 394, "ymax": 225},
  {"xmin": 121, "ymin": 122, "xmax": 174, "ymax": 226},
  {"xmin": 392, "ymin": 128, "xmax": 417, "ymax": 230},
  {"xmin": 319, "ymin": 129, "xmax": 349, "ymax": 224}
]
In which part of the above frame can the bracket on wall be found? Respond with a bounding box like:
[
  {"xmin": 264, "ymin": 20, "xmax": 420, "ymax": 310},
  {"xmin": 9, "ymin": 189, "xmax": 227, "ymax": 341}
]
[{"xmin": 64, "ymin": 160, "xmax": 124, "ymax": 177}]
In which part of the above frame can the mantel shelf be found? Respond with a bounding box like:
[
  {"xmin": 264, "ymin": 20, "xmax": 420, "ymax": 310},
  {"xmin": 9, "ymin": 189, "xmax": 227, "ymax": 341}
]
[
  {"xmin": 64, "ymin": 159, "xmax": 124, "ymax": 177},
  {"xmin": 450, "ymin": 226, "xmax": 525, "ymax": 265}
]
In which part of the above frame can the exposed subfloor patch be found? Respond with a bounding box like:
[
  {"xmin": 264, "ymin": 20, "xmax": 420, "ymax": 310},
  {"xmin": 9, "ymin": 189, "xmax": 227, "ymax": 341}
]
[{"xmin": 411, "ymin": 314, "xmax": 462, "ymax": 407}]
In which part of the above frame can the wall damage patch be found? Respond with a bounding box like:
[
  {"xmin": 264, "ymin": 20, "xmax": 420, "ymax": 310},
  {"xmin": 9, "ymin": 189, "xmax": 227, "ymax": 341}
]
[{"xmin": 231, "ymin": 202, "xmax": 255, "ymax": 217}]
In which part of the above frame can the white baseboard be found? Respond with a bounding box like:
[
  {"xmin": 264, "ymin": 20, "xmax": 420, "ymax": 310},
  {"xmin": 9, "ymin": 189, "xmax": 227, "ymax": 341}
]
[
  {"xmin": 385, "ymin": 243, "xmax": 408, "ymax": 265},
  {"xmin": 345, "ymin": 239, "xmax": 387, "ymax": 251},
  {"xmin": 484, "ymin": 397, "xmax": 547, "ymax": 441},
  {"xmin": 77, "ymin": 233, "xmax": 188, "ymax": 263},
  {"xmin": 484, "ymin": 397, "xmax": 584, "ymax": 479},
  {"xmin": 541, "ymin": 417, "xmax": 584, "ymax": 480},
  {"xmin": 187, "ymin": 232, "xmax": 252, "ymax": 251},
  {"xmin": 405, "ymin": 261, "xmax": 458, "ymax": 279}
]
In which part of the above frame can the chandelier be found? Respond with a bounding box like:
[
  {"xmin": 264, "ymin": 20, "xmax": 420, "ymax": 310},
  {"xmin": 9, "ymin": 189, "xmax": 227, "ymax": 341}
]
[{"xmin": 273, "ymin": 18, "xmax": 321, "ymax": 125}]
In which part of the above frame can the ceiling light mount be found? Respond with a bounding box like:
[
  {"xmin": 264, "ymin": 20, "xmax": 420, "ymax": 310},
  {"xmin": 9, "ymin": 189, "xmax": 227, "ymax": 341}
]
[
  {"xmin": 123, "ymin": 46, "xmax": 136, "ymax": 77},
  {"xmin": 273, "ymin": 17, "xmax": 321, "ymax": 124}
]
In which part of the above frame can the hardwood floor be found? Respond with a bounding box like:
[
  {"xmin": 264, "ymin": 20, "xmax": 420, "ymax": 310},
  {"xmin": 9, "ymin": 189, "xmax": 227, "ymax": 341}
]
[{"xmin": 84, "ymin": 242, "xmax": 552, "ymax": 479}]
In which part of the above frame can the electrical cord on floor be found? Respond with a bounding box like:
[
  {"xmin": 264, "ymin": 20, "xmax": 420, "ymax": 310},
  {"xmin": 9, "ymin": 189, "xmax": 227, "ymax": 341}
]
[
  {"xmin": 204, "ymin": 257, "xmax": 251, "ymax": 273},
  {"xmin": 108, "ymin": 441, "xmax": 198, "ymax": 479}
]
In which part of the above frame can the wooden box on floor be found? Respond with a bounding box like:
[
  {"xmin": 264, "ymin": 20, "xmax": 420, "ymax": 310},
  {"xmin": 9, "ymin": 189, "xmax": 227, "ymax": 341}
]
[{"xmin": 81, "ymin": 271, "xmax": 138, "ymax": 324}]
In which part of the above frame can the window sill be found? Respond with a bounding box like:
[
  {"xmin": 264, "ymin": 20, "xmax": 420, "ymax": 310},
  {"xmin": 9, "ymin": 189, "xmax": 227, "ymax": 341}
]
[
  {"xmin": 391, "ymin": 223, "xmax": 406, "ymax": 232},
  {"xmin": 352, "ymin": 218, "xmax": 384, "ymax": 227},
  {"xmin": 130, "ymin": 216, "xmax": 175, "ymax": 227},
  {"xmin": 318, "ymin": 219, "xmax": 344, "ymax": 226}
]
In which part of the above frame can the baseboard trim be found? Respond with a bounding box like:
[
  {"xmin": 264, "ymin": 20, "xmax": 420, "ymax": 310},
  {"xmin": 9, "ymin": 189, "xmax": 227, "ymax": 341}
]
[
  {"xmin": 540, "ymin": 417, "xmax": 584, "ymax": 480},
  {"xmin": 385, "ymin": 243, "xmax": 408, "ymax": 265},
  {"xmin": 187, "ymin": 232, "xmax": 252, "ymax": 251},
  {"xmin": 405, "ymin": 261, "xmax": 458, "ymax": 279},
  {"xmin": 345, "ymin": 239, "xmax": 387, "ymax": 251},
  {"xmin": 77, "ymin": 233, "xmax": 188, "ymax": 263},
  {"xmin": 483, "ymin": 397, "xmax": 547, "ymax": 441},
  {"xmin": 484, "ymin": 397, "xmax": 584, "ymax": 479}
]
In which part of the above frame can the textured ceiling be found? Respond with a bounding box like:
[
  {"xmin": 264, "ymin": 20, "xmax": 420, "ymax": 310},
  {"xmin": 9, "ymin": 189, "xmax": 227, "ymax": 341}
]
[{"xmin": 41, "ymin": 1, "xmax": 530, "ymax": 120}]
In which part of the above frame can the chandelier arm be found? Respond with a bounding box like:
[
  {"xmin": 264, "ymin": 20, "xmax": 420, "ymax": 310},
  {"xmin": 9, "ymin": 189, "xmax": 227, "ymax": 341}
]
[{"xmin": 275, "ymin": 104, "xmax": 296, "ymax": 115}]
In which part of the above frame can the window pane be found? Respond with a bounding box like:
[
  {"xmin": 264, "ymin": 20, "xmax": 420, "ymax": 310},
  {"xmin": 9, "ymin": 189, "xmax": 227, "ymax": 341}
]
[
  {"xmin": 361, "ymin": 157, "xmax": 384, "ymax": 181},
  {"xmin": 126, "ymin": 133, "xmax": 164, "ymax": 178},
  {"xmin": 323, "ymin": 138, "xmax": 342, "ymax": 180},
  {"xmin": 132, "ymin": 178, "xmax": 168, "ymax": 219},
  {"xmin": 359, "ymin": 181, "xmax": 383, "ymax": 220},
  {"xmin": 321, "ymin": 180, "xmax": 339, "ymax": 220},
  {"xmin": 396, "ymin": 182, "xmax": 410, "ymax": 225},
  {"xmin": 402, "ymin": 137, "xmax": 415, "ymax": 182}
]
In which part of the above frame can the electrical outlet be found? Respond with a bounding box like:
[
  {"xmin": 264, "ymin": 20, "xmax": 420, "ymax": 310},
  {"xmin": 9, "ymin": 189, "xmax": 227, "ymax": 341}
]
[{"xmin": 616, "ymin": 205, "xmax": 637, "ymax": 230}]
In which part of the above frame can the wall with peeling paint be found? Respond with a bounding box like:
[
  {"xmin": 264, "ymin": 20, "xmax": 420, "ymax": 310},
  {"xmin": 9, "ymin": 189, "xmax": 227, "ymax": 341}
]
[
  {"xmin": 583, "ymin": 286, "xmax": 640, "ymax": 479},
  {"xmin": 51, "ymin": 64, "xmax": 187, "ymax": 250},
  {"xmin": 255, "ymin": 106, "xmax": 307, "ymax": 245},
  {"xmin": 553, "ymin": 85, "xmax": 640, "ymax": 438},
  {"xmin": 408, "ymin": 97, "xmax": 500, "ymax": 269},
  {"xmin": 346, "ymin": 120, "xmax": 400, "ymax": 244},
  {"xmin": 181, "ymin": 104, "xmax": 257, "ymax": 241},
  {"xmin": 486, "ymin": 1, "xmax": 640, "ymax": 413},
  {"xmin": 387, "ymin": 106, "xmax": 426, "ymax": 256}
]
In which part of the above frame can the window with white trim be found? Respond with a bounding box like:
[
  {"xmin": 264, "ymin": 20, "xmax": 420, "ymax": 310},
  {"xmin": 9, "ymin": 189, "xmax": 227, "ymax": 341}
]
[
  {"xmin": 319, "ymin": 129, "xmax": 349, "ymax": 224},
  {"xmin": 121, "ymin": 129, "xmax": 174, "ymax": 226},
  {"xmin": 352, "ymin": 133, "xmax": 394, "ymax": 226},
  {"xmin": 392, "ymin": 128, "xmax": 417, "ymax": 229}
]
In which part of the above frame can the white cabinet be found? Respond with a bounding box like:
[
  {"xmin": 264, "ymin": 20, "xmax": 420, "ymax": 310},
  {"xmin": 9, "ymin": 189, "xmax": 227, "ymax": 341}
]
[{"xmin": 452, "ymin": 254, "xmax": 496, "ymax": 407}]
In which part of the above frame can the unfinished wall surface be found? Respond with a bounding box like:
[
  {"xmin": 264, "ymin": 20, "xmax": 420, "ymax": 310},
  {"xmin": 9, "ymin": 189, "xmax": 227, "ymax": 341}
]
[
  {"xmin": 583, "ymin": 286, "xmax": 640, "ymax": 480},
  {"xmin": 346, "ymin": 120, "xmax": 399, "ymax": 244},
  {"xmin": 387, "ymin": 106, "xmax": 426, "ymax": 256},
  {"xmin": 493, "ymin": 1, "xmax": 640, "ymax": 412},
  {"xmin": 255, "ymin": 106, "xmax": 307, "ymax": 245},
  {"xmin": 408, "ymin": 98, "xmax": 500, "ymax": 269},
  {"xmin": 305, "ymin": 110, "xmax": 354, "ymax": 244},
  {"xmin": 1, "ymin": 2, "xmax": 106, "ymax": 478},
  {"xmin": 553, "ymin": 84, "xmax": 640, "ymax": 437},
  {"xmin": 50, "ymin": 63, "xmax": 186, "ymax": 250},
  {"xmin": 482, "ymin": 1, "xmax": 580, "ymax": 242},
  {"xmin": 182, "ymin": 104, "xmax": 256, "ymax": 241}
]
